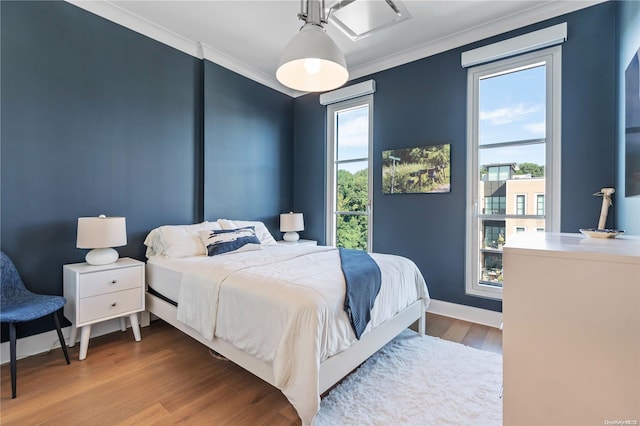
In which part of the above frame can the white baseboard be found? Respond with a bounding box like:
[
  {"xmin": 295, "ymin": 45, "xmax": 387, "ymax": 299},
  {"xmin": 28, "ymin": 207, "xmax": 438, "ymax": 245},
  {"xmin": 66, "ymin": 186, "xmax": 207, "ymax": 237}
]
[
  {"xmin": 0, "ymin": 318, "xmax": 135, "ymax": 365},
  {"xmin": 426, "ymin": 299, "xmax": 503, "ymax": 329}
]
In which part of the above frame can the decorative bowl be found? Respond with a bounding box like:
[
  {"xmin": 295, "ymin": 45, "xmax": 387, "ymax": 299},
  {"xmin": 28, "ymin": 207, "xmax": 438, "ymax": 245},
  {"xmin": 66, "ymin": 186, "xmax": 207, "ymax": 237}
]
[{"xmin": 579, "ymin": 228, "xmax": 625, "ymax": 239}]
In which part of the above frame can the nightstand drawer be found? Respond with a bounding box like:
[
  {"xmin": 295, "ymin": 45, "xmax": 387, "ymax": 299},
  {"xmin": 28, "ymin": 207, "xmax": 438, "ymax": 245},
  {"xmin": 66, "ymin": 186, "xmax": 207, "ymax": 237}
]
[
  {"xmin": 78, "ymin": 288, "xmax": 143, "ymax": 324},
  {"xmin": 79, "ymin": 267, "xmax": 141, "ymax": 299}
]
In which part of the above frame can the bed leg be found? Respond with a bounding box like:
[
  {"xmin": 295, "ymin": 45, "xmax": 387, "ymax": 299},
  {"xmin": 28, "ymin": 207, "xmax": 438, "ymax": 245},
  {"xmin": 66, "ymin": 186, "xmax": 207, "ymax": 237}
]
[{"xmin": 418, "ymin": 308, "xmax": 426, "ymax": 336}]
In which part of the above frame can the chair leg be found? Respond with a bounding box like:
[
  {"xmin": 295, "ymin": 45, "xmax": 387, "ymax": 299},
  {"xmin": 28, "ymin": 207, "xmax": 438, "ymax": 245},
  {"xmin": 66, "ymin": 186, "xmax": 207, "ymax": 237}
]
[
  {"xmin": 53, "ymin": 312, "xmax": 70, "ymax": 365},
  {"xmin": 9, "ymin": 322, "xmax": 17, "ymax": 398}
]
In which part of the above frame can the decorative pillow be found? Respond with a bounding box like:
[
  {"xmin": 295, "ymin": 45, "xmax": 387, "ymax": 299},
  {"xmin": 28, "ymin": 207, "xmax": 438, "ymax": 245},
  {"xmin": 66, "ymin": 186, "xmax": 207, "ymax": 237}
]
[
  {"xmin": 200, "ymin": 227, "xmax": 262, "ymax": 256},
  {"xmin": 143, "ymin": 221, "xmax": 222, "ymax": 258},
  {"xmin": 217, "ymin": 219, "xmax": 278, "ymax": 246}
]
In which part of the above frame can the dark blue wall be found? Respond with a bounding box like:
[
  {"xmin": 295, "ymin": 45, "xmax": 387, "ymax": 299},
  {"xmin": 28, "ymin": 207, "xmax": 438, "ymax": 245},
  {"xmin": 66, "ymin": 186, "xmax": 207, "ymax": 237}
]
[
  {"xmin": 0, "ymin": 1, "xmax": 293, "ymax": 340},
  {"xmin": 1, "ymin": 0, "xmax": 200, "ymax": 338},
  {"xmin": 293, "ymin": 94, "xmax": 327, "ymax": 241},
  {"xmin": 293, "ymin": 2, "xmax": 617, "ymax": 312},
  {"xmin": 203, "ymin": 61, "xmax": 294, "ymax": 236}
]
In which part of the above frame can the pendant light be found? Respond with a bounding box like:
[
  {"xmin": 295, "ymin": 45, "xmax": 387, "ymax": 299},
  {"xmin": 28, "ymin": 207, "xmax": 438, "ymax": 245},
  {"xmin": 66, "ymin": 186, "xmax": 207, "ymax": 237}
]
[{"xmin": 276, "ymin": 0, "xmax": 348, "ymax": 92}]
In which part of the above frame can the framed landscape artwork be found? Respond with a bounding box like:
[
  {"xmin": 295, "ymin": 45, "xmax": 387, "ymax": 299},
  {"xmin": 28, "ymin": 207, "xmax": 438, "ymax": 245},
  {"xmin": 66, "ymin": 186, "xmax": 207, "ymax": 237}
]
[{"xmin": 382, "ymin": 144, "xmax": 451, "ymax": 194}]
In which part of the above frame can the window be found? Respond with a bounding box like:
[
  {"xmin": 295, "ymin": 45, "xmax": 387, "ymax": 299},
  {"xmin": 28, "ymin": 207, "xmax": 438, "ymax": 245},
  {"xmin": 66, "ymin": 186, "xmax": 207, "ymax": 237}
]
[
  {"xmin": 536, "ymin": 194, "xmax": 545, "ymax": 216},
  {"xmin": 465, "ymin": 46, "xmax": 561, "ymax": 299},
  {"xmin": 326, "ymin": 95, "xmax": 373, "ymax": 250},
  {"xmin": 516, "ymin": 194, "xmax": 526, "ymax": 215},
  {"xmin": 488, "ymin": 165, "xmax": 511, "ymax": 181},
  {"xmin": 484, "ymin": 196, "xmax": 506, "ymax": 214}
]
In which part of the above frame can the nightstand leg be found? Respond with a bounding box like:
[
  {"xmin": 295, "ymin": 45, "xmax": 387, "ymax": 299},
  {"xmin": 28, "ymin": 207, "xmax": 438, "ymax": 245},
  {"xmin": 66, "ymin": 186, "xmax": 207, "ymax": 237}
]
[
  {"xmin": 119, "ymin": 317, "xmax": 126, "ymax": 332},
  {"xmin": 129, "ymin": 313, "xmax": 141, "ymax": 342},
  {"xmin": 69, "ymin": 325, "xmax": 78, "ymax": 347},
  {"xmin": 79, "ymin": 325, "xmax": 91, "ymax": 360}
]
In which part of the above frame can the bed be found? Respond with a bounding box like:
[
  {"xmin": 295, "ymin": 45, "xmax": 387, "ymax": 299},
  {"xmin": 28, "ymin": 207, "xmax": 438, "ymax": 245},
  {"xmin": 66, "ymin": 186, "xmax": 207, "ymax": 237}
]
[{"xmin": 142, "ymin": 220, "xmax": 430, "ymax": 425}]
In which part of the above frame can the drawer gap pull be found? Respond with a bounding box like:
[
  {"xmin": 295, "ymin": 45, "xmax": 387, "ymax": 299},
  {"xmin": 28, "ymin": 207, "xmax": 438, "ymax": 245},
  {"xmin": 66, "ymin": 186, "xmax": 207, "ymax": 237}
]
[{"xmin": 110, "ymin": 302, "xmax": 117, "ymax": 307}]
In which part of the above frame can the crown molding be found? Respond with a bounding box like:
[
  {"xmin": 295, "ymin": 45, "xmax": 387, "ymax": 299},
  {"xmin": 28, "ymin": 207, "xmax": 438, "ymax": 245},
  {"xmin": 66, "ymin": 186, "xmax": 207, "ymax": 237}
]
[
  {"xmin": 66, "ymin": 0, "xmax": 606, "ymax": 98},
  {"xmin": 197, "ymin": 43, "xmax": 299, "ymax": 97},
  {"xmin": 348, "ymin": 0, "xmax": 606, "ymax": 80},
  {"xmin": 66, "ymin": 0, "xmax": 200, "ymax": 57}
]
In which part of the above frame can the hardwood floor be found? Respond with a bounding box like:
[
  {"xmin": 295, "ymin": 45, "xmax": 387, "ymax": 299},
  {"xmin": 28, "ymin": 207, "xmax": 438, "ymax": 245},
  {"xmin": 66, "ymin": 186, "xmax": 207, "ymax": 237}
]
[{"xmin": 1, "ymin": 313, "xmax": 501, "ymax": 425}]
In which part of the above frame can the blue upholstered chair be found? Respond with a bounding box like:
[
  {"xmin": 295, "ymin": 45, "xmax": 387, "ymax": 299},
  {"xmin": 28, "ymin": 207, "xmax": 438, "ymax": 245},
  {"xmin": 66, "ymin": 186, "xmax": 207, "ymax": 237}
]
[{"xmin": 0, "ymin": 251, "xmax": 70, "ymax": 398}]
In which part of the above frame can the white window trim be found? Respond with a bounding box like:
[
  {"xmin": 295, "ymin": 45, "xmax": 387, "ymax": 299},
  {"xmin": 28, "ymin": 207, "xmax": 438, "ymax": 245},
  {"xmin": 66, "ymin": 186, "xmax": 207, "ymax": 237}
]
[
  {"xmin": 465, "ymin": 46, "xmax": 562, "ymax": 300},
  {"xmin": 326, "ymin": 95, "xmax": 374, "ymax": 250}
]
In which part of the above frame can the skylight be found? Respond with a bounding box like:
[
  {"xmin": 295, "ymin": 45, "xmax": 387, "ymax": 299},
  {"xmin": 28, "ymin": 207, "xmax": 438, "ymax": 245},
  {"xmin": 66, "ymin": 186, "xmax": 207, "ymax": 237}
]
[{"xmin": 328, "ymin": 0, "xmax": 412, "ymax": 41}]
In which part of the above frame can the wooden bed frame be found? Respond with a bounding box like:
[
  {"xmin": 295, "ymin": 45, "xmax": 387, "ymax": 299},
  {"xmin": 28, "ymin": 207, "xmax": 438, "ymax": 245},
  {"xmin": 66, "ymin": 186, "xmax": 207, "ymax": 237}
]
[{"xmin": 144, "ymin": 290, "xmax": 425, "ymax": 404}]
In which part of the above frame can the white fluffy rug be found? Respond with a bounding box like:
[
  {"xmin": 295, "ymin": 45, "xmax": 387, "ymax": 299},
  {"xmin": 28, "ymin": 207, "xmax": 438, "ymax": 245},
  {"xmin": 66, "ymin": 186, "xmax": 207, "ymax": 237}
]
[{"xmin": 315, "ymin": 330, "xmax": 502, "ymax": 426}]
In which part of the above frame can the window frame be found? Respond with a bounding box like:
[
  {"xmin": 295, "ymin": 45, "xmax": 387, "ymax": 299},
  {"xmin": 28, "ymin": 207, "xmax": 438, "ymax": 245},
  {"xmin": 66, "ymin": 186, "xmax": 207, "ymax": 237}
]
[
  {"xmin": 326, "ymin": 95, "xmax": 374, "ymax": 251},
  {"xmin": 465, "ymin": 46, "xmax": 562, "ymax": 300}
]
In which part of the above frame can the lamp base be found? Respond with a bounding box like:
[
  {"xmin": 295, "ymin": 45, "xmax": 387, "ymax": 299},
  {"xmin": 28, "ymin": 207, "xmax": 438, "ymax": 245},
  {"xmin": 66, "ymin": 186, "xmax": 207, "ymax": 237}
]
[
  {"xmin": 283, "ymin": 231, "xmax": 300, "ymax": 242},
  {"xmin": 85, "ymin": 248, "xmax": 119, "ymax": 265}
]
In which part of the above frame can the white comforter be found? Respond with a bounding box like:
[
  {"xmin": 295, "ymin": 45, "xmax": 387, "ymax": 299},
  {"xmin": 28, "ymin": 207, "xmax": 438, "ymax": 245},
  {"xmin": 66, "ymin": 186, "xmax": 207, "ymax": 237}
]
[{"xmin": 153, "ymin": 245, "xmax": 429, "ymax": 425}]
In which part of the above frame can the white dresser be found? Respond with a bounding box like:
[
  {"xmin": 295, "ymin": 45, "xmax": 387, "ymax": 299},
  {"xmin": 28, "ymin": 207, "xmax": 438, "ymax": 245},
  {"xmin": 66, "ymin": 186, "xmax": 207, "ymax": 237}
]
[
  {"xmin": 63, "ymin": 258, "xmax": 145, "ymax": 360},
  {"xmin": 502, "ymin": 232, "xmax": 640, "ymax": 425}
]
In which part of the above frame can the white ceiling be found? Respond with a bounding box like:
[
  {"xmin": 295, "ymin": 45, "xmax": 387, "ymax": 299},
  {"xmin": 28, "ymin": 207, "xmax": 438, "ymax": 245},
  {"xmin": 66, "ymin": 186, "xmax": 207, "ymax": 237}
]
[{"xmin": 68, "ymin": 0, "xmax": 603, "ymax": 96}]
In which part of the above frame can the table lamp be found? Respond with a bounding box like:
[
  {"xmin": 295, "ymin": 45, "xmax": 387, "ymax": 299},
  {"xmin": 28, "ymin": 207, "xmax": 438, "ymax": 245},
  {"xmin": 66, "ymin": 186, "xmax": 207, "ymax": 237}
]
[
  {"xmin": 76, "ymin": 215, "xmax": 127, "ymax": 265},
  {"xmin": 280, "ymin": 212, "xmax": 304, "ymax": 242}
]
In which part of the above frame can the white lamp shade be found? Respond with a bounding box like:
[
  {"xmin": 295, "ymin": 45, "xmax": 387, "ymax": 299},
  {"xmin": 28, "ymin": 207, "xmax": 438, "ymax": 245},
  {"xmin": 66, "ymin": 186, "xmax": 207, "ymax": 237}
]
[
  {"xmin": 280, "ymin": 213, "xmax": 305, "ymax": 232},
  {"xmin": 277, "ymin": 24, "xmax": 349, "ymax": 92},
  {"xmin": 77, "ymin": 216, "xmax": 127, "ymax": 249}
]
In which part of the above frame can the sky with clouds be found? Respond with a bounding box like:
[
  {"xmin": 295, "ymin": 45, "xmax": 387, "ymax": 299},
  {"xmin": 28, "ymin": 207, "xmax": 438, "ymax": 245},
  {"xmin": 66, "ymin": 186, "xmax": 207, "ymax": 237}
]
[{"xmin": 479, "ymin": 64, "xmax": 546, "ymax": 166}]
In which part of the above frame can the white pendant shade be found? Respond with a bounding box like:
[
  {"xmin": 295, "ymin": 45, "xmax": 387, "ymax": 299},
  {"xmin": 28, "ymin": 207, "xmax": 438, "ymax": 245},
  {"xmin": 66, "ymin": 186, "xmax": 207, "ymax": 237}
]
[{"xmin": 277, "ymin": 24, "xmax": 348, "ymax": 92}]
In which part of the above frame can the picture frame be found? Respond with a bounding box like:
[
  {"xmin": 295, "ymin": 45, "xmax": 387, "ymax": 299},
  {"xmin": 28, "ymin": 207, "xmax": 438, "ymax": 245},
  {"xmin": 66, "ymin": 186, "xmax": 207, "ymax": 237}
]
[{"xmin": 382, "ymin": 144, "xmax": 451, "ymax": 194}]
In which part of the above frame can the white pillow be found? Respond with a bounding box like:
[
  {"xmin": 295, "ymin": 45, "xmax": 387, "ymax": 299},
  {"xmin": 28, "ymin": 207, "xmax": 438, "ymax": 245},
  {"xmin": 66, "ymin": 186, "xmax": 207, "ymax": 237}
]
[
  {"xmin": 143, "ymin": 228, "xmax": 163, "ymax": 258},
  {"xmin": 144, "ymin": 221, "xmax": 222, "ymax": 258},
  {"xmin": 217, "ymin": 219, "xmax": 278, "ymax": 246}
]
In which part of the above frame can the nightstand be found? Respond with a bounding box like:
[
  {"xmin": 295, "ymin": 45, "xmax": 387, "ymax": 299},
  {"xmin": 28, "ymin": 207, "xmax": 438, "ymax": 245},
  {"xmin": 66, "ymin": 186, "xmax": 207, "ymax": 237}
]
[
  {"xmin": 63, "ymin": 258, "xmax": 145, "ymax": 360},
  {"xmin": 276, "ymin": 239, "xmax": 317, "ymax": 246}
]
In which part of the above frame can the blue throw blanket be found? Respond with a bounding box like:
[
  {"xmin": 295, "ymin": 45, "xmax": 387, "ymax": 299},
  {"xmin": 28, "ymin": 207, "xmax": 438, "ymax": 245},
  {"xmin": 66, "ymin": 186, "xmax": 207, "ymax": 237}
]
[{"xmin": 339, "ymin": 248, "xmax": 382, "ymax": 340}]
